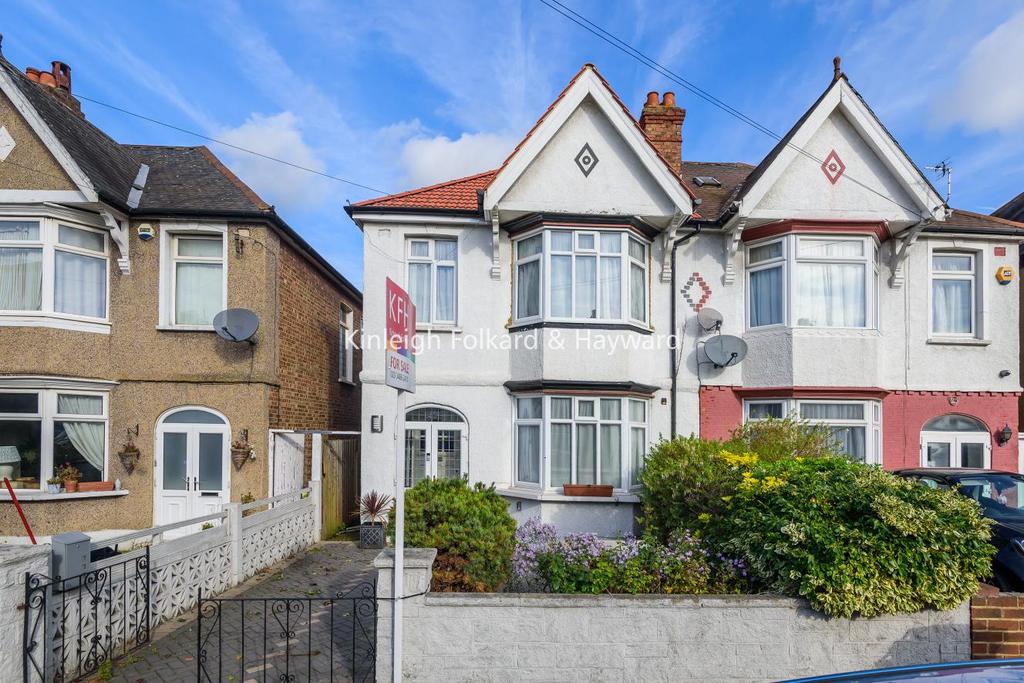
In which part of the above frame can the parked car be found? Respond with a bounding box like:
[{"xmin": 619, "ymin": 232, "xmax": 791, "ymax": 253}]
[
  {"xmin": 895, "ymin": 468, "xmax": 1024, "ymax": 591},
  {"xmin": 783, "ymin": 658, "xmax": 1024, "ymax": 682}
]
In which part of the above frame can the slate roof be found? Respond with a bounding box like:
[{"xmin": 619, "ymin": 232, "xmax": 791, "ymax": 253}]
[
  {"xmin": 681, "ymin": 161, "xmax": 752, "ymax": 221},
  {"xmin": 994, "ymin": 192, "xmax": 1024, "ymax": 223}
]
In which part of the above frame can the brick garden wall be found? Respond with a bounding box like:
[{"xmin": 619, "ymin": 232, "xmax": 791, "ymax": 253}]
[{"xmin": 971, "ymin": 590, "xmax": 1024, "ymax": 658}]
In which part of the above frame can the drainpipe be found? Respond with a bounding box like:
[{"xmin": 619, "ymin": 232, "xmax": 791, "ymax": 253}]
[{"xmin": 670, "ymin": 224, "xmax": 702, "ymax": 438}]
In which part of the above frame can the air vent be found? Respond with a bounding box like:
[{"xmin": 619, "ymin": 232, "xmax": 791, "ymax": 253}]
[{"xmin": 693, "ymin": 176, "xmax": 722, "ymax": 187}]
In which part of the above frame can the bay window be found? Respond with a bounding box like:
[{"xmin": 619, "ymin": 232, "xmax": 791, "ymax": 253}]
[
  {"xmin": 744, "ymin": 398, "xmax": 882, "ymax": 465},
  {"xmin": 746, "ymin": 235, "xmax": 875, "ymax": 329},
  {"xmin": 0, "ymin": 217, "xmax": 108, "ymax": 324},
  {"xmin": 513, "ymin": 395, "xmax": 649, "ymax": 491},
  {"xmin": 407, "ymin": 238, "xmax": 457, "ymax": 325},
  {"xmin": 0, "ymin": 389, "xmax": 108, "ymax": 491},
  {"xmin": 931, "ymin": 252, "xmax": 976, "ymax": 336},
  {"xmin": 513, "ymin": 229, "xmax": 649, "ymax": 326}
]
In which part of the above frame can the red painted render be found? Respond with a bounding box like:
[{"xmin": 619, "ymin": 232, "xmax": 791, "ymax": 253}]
[{"xmin": 698, "ymin": 386, "xmax": 1020, "ymax": 471}]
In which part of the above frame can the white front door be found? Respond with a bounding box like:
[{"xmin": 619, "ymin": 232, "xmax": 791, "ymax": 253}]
[
  {"xmin": 921, "ymin": 431, "xmax": 990, "ymax": 469},
  {"xmin": 404, "ymin": 422, "xmax": 465, "ymax": 487},
  {"xmin": 155, "ymin": 413, "xmax": 230, "ymax": 538}
]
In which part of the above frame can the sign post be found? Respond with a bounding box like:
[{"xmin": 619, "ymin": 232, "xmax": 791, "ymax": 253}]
[{"xmin": 385, "ymin": 277, "xmax": 415, "ymax": 683}]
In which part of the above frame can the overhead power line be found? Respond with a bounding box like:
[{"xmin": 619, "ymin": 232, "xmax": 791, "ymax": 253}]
[{"xmin": 536, "ymin": 0, "xmax": 935, "ymax": 220}]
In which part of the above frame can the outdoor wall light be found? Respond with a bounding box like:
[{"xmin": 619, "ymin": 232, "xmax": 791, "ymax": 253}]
[
  {"xmin": 371, "ymin": 415, "xmax": 383, "ymax": 433},
  {"xmin": 997, "ymin": 424, "xmax": 1014, "ymax": 447}
]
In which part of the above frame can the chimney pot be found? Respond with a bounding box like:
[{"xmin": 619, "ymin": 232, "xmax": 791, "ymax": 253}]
[
  {"xmin": 662, "ymin": 91, "xmax": 676, "ymax": 107},
  {"xmin": 645, "ymin": 91, "xmax": 659, "ymax": 107},
  {"xmin": 38, "ymin": 71, "xmax": 56, "ymax": 88},
  {"xmin": 25, "ymin": 67, "xmax": 40, "ymax": 82},
  {"xmin": 51, "ymin": 61, "xmax": 71, "ymax": 92},
  {"xmin": 833, "ymin": 56, "xmax": 842, "ymax": 81}
]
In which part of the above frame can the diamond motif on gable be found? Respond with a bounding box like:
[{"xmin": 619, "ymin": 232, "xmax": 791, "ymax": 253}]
[
  {"xmin": 821, "ymin": 149, "xmax": 846, "ymax": 185},
  {"xmin": 574, "ymin": 143, "xmax": 599, "ymax": 177},
  {"xmin": 682, "ymin": 272, "xmax": 712, "ymax": 312},
  {"xmin": 0, "ymin": 127, "xmax": 15, "ymax": 162}
]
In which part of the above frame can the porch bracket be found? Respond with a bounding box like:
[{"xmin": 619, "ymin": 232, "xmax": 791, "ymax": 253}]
[
  {"xmin": 660, "ymin": 209, "xmax": 686, "ymax": 282},
  {"xmin": 722, "ymin": 217, "xmax": 746, "ymax": 286},
  {"xmin": 888, "ymin": 220, "xmax": 928, "ymax": 289},
  {"xmin": 101, "ymin": 209, "xmax": 131, "ymax": 274},
  {"xmin": 490, "ymin": 212, "xmax": 501, "ymax": 280}
]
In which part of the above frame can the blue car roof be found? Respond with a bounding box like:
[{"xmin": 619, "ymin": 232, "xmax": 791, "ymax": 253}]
[{"xmin": 782, "ymin": 658, "xmax": 1024, "ymax": 682}]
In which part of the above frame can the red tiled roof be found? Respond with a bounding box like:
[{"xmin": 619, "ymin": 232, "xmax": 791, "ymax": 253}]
[{"xmin": 351, "ymin": 169, "xmax": 496, "ymax": 211}]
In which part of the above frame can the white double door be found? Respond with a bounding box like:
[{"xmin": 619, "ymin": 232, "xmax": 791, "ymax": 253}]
[
  {"xmin": 404, "ymin": 422, "xmax": 465, "ymax": 487},
  {"xmin": 155, "ymin": 423, "xmax": 230, "ymax": 538},
  {"xmin": 921, "ymin": 431, "xmax": 990, "ymax": 469}
]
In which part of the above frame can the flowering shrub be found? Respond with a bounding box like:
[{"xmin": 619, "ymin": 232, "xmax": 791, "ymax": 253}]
[
  {"xmin": 528, "ymin": 527, "xmax": 748, "ymax": 595},
  {"xmin": 509, "ymin": 517, "xmax": 558, "ymax": 591}
]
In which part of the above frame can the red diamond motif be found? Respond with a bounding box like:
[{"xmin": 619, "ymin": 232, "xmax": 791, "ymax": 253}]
[
  {"xmin": 682, "ymin": 272, "xmax": 712, "ymax": 312},
  {"xmin": 821, "ymin": 149, "xmax": 845, "ymax": 185}
]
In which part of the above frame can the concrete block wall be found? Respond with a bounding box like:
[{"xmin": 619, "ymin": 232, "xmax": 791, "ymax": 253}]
[
  {"xmin": 0, "ymin": 545, "xmax": 49, "ymax": 681},
  {"xmin": 376, "ymin": 548, "xmax": 970, "ymax": 682}
]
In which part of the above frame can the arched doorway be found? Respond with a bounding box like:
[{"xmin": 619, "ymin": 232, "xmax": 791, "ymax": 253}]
[
  {"xmin": 404, "ymin": 405, "xmax": 467, "ymax": 487},
  {"xmin": 154, "ymin": 407, "xmax": 231, "ymax": 536},
  {"xmin": 921, "ymin": 414, "xmax": 990, "ymax": 469}
]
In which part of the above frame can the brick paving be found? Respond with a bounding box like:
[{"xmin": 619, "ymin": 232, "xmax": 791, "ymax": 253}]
[{"xmin": 110, "ymin": 539, "xmax": 380, "ymax": 683}]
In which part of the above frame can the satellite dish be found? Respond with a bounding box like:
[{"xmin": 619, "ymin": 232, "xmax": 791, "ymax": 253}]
[
  {"xmin": 704, "ymin": 334, "xmax": 747, "ymax": 368},
  {"xmin": 213, "ymin": 308, "xmax": 259, "ymax": 344},
  {"xmin": 697, "ymin": 307, "xmax": 724, "ymax": 332}
]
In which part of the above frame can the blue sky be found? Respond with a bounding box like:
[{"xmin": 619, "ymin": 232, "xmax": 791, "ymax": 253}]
[{"xmin": 3, "ymin": 0, "xmax": 1023, "ymax": 289}]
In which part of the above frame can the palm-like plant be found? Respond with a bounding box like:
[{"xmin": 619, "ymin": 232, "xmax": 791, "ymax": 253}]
[{"xmin": 358, "ymin": 490, "xmax": 394, "ymax": 524}]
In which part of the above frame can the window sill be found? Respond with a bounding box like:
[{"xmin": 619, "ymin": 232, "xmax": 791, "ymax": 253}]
[
  {"xmin": 497, "ymin": 486, "xmax": 640, "ymax": 504},
  {"xmin": 0, "ymin": 313, "xmax": 110, "ymax": 334},
  {"xmin": 508, "ymin": 321, "xmax": 654, "ymax": 335},
  {"xmin": 926, "ymin": 337, "xmax": 991, "ymax": 347},
  {"xmin": 0, "ymin": 490, "xmax": 129, "ymax": 502},
  {"xmin": 155, "ymin": 325, "xmax": 216, "ymax": 333},
  {"xmin": 338, "ymin": 378, "xmax": 357, "ymax": 386},
  {"xmin": 415, "ymin": 325, "xmax": 462, "ymax": 333}
]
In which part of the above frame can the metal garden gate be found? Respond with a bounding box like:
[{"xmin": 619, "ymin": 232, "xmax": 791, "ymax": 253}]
[
  {"xmin": 23, "ymin": 547, "xmax": 151, "ymax": 682},
  {"xmin": 196, "ymin": 581, "xmax": 376, "ymax": 682}
]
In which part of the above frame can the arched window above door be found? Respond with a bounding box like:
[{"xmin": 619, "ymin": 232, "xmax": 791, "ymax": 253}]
[
  {"xmin": 921, "ymin": 414, "xmax": 989, "ymax": 469},
  {"xmin": 922, "ymin": 414, "xmax": 986, "ymax": 432},
  {"xmin": 406, "ymin": 406, "xmax": 465, "ymax": 423},
  {"xmin": 163, "ymin": 408, "xmax": 226, "ymax": 424}
]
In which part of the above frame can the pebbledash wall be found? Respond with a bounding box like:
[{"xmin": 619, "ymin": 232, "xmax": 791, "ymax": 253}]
[{"xmin": 375, "ymin": 549, "xmax": 970, "ymax": 682}]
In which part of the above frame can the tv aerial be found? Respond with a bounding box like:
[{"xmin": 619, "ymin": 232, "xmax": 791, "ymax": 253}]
[
  {"xmin": 213, "ymin": 308, "xmax": 259, "ymax": 345},
  {"xmin": 703, "ymin": 334, "xmax": 748, "ymax": 369},
  {"xmin": 697, "ymin": 307, "xmax": 723, "ymax": 333}
]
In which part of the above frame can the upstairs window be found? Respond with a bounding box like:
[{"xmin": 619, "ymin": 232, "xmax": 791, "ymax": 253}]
[
  {"xmin": 746, "ymin": 235, "xmax": 875, "ymax": 329},
  {"xmin": 513, "ymin": 229, "xmax": 650, "ymax": 326},
  {"xmin": 0, "ymin": 217, "xmax": 108, "ymax": 322},
  {"xmin": 407, "ymin": 238, "xmax": 457, "ymax": 325},
  {"xmin": 931, "ymin": 252, "xmax": 976, "ymax": 337},
  {"xmin": 339, "ymin": 304, "xmax": 354, "ymax": 383},
  {"xmin": 172, "ymin": 235, "xmax": 225, "ymax": 327}
]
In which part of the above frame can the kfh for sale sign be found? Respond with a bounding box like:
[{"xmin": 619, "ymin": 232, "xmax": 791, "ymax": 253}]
[{"xmin": 385, "ymin": 277, "xmax": 416, "ymax": 393}]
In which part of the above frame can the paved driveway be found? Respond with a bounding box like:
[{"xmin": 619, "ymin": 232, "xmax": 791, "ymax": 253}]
[{"xmin": 110, "ymin": 540, "xmax": 380, "ymax": 683}]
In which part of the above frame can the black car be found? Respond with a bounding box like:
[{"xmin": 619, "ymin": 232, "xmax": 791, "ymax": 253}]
[{"xmin": 895, "ymin": 468, "xmax": 1024, "ymax": 591}]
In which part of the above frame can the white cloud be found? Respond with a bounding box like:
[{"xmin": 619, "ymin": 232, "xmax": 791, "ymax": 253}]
[
  {"xmin": 399, "ymin": 132, "xmax": 517, "ymax": 187},
  {"xmin": 932, "ymin": 10, "xmax": 1024, "ymax": 133},
  {"xmin": 216, "ymin": 112, "xmax": 332, "ymax": 212}
]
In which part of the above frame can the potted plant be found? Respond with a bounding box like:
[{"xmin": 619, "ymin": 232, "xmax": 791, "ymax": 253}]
[
  {"xmin": 231, "ymin": 440, "xmax": 253, "ymax": 471},
  {"xmin": 357, "ymin": 490, "xmax": 393, "ymax": 549},
  {"xmin": 58, "ymin": 464, "xmax": 81, "ymax": 493},
  {"xmin": 46, "ymin": 477, "xmax": 62, "ymax": 494}
]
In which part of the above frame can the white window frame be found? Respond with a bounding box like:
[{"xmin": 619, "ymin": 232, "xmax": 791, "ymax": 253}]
[
  {"xmin": 745, "ymin": 234, "xmax": 877, "ymax": 330},
  {"xmin": 920, "ymin": 431, "xmax": 991, "ymax": 469},
  {"xmin": 0, "ymin": 387, "xmax": 109, "ymax": 491},
  {"xmin": 512, "ymin": 394, "xmax": 649, "ymax": 492},
  {"xmin": 0, "ymin": 214, "xmax": 110, "ymax": 332},
  {"xmin": 512, "ymin": 228, "xmax": 651, "ymax": 326},
  {"xmin": 743, "ymin": 398, "xmax": 882, "ymax": 465},
  {"xmin": 928, "ymin": 248, "xmax": 981, "ymax": 339},
  {"xmin": 158, "ymin": 222, "xmax": 228, "ymax": 330},
  {"xmin": 406, "ymin": 237, "xmax": 458, "ymax": 327},
  {"xmin": 339, "ymin": 304, "xmax": 354, "ymax": 383}
]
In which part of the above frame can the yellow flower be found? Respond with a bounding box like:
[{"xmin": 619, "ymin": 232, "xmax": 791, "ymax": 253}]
[
  {"xmin": 698, "ymin": 512, "xmax": 711, "ymax": 522},
  {"xmin": 720, "ymin": 450, "xmax": 759, "ymax": 468}
]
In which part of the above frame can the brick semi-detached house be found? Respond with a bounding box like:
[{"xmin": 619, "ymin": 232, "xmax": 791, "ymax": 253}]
[{"xmin": 0, "ymin": 53, "xmax": 361, "ymax": 540}]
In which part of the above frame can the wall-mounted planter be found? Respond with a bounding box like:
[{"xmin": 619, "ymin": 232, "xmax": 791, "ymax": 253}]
[
  {"xmin": 231, "ymin": 445, "xmax": 253, "ymax": 471},
  {"xmin": 117, "ymin": 444, "xmax": 141, "ymax": 474},
  {"xmin": 563, "ymin": 484, "xmax": 614, "ymax": 497}
]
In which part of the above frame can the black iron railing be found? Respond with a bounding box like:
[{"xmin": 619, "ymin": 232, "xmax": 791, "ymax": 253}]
[
  {"xmin": 24, "ymin": 546, "xmax": 151, "ymax": 682},
  {"xmin": 196, "ymin": 582, "xmax": 376, "ymax": 683}
]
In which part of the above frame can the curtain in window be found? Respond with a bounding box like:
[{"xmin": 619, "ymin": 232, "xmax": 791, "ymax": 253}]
[
  {"xmin": 436, "ymin": 265, "xmax": 455, "ymax": 322},
  {"xmin": 517, "ymin": 261, "xmax": 540, "ymax": 318},
  {"xmin": 55, "ymin": 251, "xmax": 105, "ymax": 318},
  {"xmin": 175, "ymin": 262, "xmax": 222, "ymax": 325},
  {"xmin": 800, "ymin": 403, "xmax": 864, "ymax": 420},
  {"xmin": 796, "ymin": 263, "xmax": 865, "ymax": 327},
  {"xmin": 551, "ymin": 256, "xmax": 572, "ymax": 316},
  {"xmin": 435, "ymin": 240, "xmax": 457, "ymax": 261},
  {"xmin": 600, "ymin": 424, "xmax": 621, "ymax": 487},
  {"xmin": 575, "ymin": 256, "xmax": 596, "ymax": 319},
  {"xmin": 629, "ymin": 264, "xmax": 645, "ymax": 321},
  {"xmin": 550, "ymin": 423, "xmax": 571, "ymax": 487},
  {"xmin": 932, "ymin": 280, "xmax": 971, "ymax": 334},
  {"xmin": 598, "ymin": 257, "xmax": 621, "ymax": 318},
  {"xmin": 630, "ymin": 427, "xmax": 645, "ymax": 487},
  {"xmin": 408, "ymin": 262, "xmax": 432, "ymax": 323},
  {"xmin": 829, "ymin": 426, "xmax": 866, "ymax": 462},
  {"xmin": 0, "ymin": 247, "xmax": 42, "ymax": 311},
  {"xmin": 57, "ymin": 421, "xmax": 104, "ymax": 477},
  {"xmin": 517, "ymin": 424, "xmax": 540, "ymax": 484},
  {"xmin": 749, "ymin": 266, "xmax": 782, "ymax": 326},
  {"xmin": 576, "ymin": 424, "xmax": 596, "ymax": 484}
]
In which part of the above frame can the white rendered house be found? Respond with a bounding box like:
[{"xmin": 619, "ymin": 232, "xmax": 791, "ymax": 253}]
[{"xmin": 347, "ymin": 62, "xmax": 1024, "ymax": 537}]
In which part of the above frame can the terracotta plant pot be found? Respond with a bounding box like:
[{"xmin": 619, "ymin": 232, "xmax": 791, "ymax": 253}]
[
  {"xmin": 64, "ymin": 480, "xmax": 79, "ymax": 493},
  {"xmin": 78, "ymin": 481, "xmax": 114, "ymax": 492},
  {"xmin": 562, "ymin": 484, "xmax": 614, "ymax": 497},
  {"xmin": 231, "ymin": 447, "xmax": 250, "ymax": 471}
]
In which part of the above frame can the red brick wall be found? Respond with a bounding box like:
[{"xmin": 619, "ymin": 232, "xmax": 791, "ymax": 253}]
[
  {"xmin": 971, "ymin": 591, "xmax": 1024, "ymax": 658},
  {"xmin": 698, "ymin": 385, "xmax": 743, "ymax": 440},
  {"xmin": 274, "ymin": 240, "xmax": 361, "ymax": 433}
]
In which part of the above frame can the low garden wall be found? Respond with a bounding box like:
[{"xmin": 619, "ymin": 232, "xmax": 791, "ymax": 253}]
[
  {"xmin": 971, "ymin": 587, "xmax": 1024, "ymax": 658},
  {"xmin": 375, "ymin": 549, "xmax": 971, "ymax": 682}
]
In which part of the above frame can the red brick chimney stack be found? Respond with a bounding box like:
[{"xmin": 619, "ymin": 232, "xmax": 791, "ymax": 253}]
[
  {"xmin": 24, "ymin": 60, "xmax": 83, "ymax": 118},
  {"xmin": 639, "ymin": 91, "xmax": 686, "ymax": 177}
]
